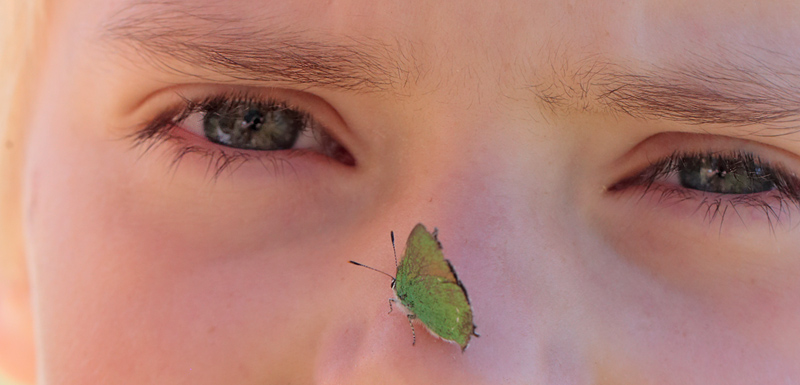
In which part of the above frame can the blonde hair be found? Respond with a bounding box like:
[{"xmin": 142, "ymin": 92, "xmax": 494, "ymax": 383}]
[
  {"xmin": 1, "ymin": 0, "xmax": 42, "ymax": 280},
  {"xmin": 1, "ymin": 0, "xmax": 41, "ymax": 130},
  {"xmin": 0, "ymin": 4, "xmax": 43, "ymax": 382}
]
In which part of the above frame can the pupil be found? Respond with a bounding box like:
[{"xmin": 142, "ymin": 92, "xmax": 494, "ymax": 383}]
[{"xmin": 242, "ymin": 108, "xmax": 265, "ymax": 131}]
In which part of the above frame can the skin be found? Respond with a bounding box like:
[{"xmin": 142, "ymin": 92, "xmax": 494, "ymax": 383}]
[{"xmin": 2, "ymin": 0, "xmax": 800, "ymax": 384}]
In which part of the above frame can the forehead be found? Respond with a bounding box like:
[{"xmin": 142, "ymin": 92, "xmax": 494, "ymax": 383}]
[
  {"xmin": 73, "ymin": 0, "xmax": 800, "ymax": 67},
  {"xmin": 48, "ymin": 0, "xmax": 800, "ymax": 125}
]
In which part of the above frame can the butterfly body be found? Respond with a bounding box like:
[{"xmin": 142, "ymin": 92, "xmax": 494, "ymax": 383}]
[{"xmin": 352, "ymin": 223, "xmax": 478, "ymax": 352}]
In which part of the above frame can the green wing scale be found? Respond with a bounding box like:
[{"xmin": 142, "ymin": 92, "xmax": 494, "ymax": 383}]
[{"xmin": 395, "ymin": 224, "xmax": 478, "ymax": 351}]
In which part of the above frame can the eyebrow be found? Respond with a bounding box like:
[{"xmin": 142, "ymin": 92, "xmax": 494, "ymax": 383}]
[
  {"xmin": 534, "ymin": 53, "xmax": 800, "ymax": 129},
  {"xmin": 101, "ymin": 2, "xmax": 403, "ymax": 92},
  {"xmin": 103, "ymin": 3, "xmax": 800, "ymax": 130}
]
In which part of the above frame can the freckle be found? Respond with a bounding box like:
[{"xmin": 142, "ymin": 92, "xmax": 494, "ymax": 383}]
[
  {"xmin": 208, "ymin": 325, "xmax": 216, "ymax": 334},
  {"xmin": 4, "ymin": 140, "xmax": 12, "ymax": 149}
]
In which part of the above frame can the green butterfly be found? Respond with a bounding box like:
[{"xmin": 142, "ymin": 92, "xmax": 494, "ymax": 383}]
[{"xmin": 350, "ymin": 223, "xmax": 479, "ymax": 352}]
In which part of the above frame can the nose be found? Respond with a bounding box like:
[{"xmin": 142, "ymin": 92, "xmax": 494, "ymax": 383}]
[
  {"xmin": 411, "ymin": 120, "xmax": 596, "ymax": 383},
  {"xmin": 330, "ymin": 113, "xmax": 600, "ymax": 384}
]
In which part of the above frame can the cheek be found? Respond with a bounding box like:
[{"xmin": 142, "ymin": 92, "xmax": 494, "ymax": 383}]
[
  {"xmin": 581, "ymin": 189, "xmax": 800, "ymax": 382},
  {"xmin": 23, "ymin": 108, "xmax": 362, "ymax": 383}
]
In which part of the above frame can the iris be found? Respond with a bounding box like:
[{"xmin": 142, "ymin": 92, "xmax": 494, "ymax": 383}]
[
  {"xmin": 203, "ymin": 103, "xmax": 306, "ymax": 151},
  {"xmin": 679, "ymin": 154, "xmax": 774, "ymax": 194}
]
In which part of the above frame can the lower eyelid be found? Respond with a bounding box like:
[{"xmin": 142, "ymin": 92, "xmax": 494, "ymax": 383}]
[
  {"xmin": 141, "ymin": 123, "xmax": 346, "ymax": 180},
  {"xmin": 612, "ymin": 181, "xmax": 800, "ymax": 227}
]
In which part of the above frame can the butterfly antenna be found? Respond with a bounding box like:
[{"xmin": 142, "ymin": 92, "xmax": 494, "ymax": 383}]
[
  {"xmin": 349, "ymin": 261, "xmax": 395, "ymax": 280},
  {"xmin": 391, "ymin": 231, "xmax": 398, "ymax": 268}
]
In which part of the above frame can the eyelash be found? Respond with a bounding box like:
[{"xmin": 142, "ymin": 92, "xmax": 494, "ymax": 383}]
[
  {"xmin": 130, "ymin": 91, "xmax": 350, "ymax": 177},
  {"xmin": 609, "ymin": 150, "xmax": 800, "ymax": 227}
]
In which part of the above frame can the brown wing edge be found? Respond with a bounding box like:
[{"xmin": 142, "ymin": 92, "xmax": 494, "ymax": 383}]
[
  {"xmin": 432, "ymin": 226, "xmax": 443, "ymax": 249},
  {"xmin": 444, "ymin": 259, "xmax": 480, "ymax": 352}
]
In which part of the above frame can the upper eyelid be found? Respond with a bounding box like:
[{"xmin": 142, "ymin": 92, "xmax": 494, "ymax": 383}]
[
  {"xmin": 606, "ymin": 133, "xmax": 800, "ymax": 186},
  {"xmin": 131, "ymin": 84, "xmax": 343, "ymax": 124},
  {"xmin": 128, "ymin": 85, "xmax": 344, "ymax": 137},
  {"xmin": 181, "ymin": 90, "xmax": 309, "ymax": 114}
]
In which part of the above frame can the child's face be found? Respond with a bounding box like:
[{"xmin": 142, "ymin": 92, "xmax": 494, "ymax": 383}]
[{"xmin": 7, "ymin": 0, "xmax": 800, "ymax": 383}]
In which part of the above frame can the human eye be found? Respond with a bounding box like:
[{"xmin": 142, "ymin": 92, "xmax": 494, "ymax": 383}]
[
  {"xmin": 130, "ymin": 88, "xmax": 354, "ymax": 176},
  {"xmin": 607, "ymin": 135, "xmax": 800, "ymax": 229}
]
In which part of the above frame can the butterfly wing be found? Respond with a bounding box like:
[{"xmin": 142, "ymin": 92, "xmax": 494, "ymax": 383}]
[{"xmin": 395, "ymin": 223, "xmax": 477, "ymax": 351}]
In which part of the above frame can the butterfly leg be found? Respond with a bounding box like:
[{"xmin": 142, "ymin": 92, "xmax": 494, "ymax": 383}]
[
  {"xmin": 407, "ymin": 314, "xmax": 417, "ymax": 346},
  {"xmin": 388, "ymin": 298, "xmax": 398, "ymax": 314}
]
